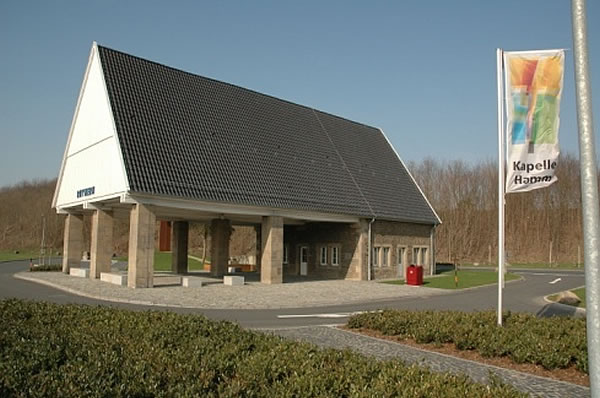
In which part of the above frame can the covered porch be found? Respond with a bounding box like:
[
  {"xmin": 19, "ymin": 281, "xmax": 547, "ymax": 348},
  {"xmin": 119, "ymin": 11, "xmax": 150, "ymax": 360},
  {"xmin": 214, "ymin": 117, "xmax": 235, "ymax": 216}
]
[{"xmin": 60, "ymin": 193, "xmax": 365, "ymax": 288}]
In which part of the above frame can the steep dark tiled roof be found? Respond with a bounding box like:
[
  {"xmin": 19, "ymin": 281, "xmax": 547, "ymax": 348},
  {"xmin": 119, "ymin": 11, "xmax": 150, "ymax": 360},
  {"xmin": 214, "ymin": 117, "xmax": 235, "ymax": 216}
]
[{"xmin": 98, "ymin": 45, "xmax": 439, "ymax": 224}]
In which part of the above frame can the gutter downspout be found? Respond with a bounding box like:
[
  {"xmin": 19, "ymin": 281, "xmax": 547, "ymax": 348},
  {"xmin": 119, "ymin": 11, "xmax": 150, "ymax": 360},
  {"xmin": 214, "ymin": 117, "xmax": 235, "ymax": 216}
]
[
  {"xmin": 430, "ymin": 225, "xmax": 436, "ymax": 276},
  {"xmin": 367, "ymin": 218, "xmax": 375, "ymax": 281}
]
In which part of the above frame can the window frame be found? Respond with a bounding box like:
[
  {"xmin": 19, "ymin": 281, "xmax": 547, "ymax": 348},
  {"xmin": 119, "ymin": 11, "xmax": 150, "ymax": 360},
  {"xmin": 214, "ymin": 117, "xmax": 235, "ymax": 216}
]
[
  {"xmin": 331, "ymin": 246, "xmax": 340, "ymax": 266},
  {"xmin": 319, "ymin": 246, "xmax": 328, "ymax": 266},
  {"xmin": 283, "ymin": 244, "xmax": 289, "ymax": 264},
  {"xmin": 397, "ymin": 246, "xmax": 407, "ymax": 267},
  {"xmin": 373, "ymin": 246, "xmax": 381, "ymax": 267},
  {"xmin": 382, "ymin": 247, "xmax": 390, "ymax": 267},
  {"xmin": 412, "ymin": 246, "xmax": 429, "ymax": 266}
]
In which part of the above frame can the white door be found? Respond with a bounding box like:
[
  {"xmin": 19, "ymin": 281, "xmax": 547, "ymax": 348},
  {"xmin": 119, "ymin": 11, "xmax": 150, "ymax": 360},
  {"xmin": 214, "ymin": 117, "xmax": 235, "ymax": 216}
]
[
  {"xmin": 300, "ymin": 246, "xmax": 308, "ymax": 276},
  {"xmin": 398, "ymin": 247, "xmax": 407, "ymax": 278}
]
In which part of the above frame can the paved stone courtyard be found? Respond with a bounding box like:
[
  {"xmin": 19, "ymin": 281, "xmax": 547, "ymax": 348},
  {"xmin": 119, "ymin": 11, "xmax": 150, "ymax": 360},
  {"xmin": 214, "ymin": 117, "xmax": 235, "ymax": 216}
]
[{"xmin": 15, "ymin": 268, "xmax": 449, "ymax": 309}]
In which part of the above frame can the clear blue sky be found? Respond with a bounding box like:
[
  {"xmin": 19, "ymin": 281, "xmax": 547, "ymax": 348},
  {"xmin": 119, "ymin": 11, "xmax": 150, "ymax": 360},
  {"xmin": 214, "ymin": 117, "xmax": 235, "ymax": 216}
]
[{"xmin": 1, "ymin": 0, "xmax": 598, "ymax": 188}]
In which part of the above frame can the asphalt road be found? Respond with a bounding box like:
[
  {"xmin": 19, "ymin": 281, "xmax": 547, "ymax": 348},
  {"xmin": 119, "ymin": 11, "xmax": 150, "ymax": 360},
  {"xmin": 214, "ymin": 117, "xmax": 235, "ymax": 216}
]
[{"xmin": 0, "ymin": 260, "xmax": 585, "ymax": 328}]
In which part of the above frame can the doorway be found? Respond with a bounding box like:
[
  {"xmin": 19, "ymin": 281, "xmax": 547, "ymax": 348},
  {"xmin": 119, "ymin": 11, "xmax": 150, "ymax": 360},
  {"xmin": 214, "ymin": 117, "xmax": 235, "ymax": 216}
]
[{"xmin": 300, "ymin": 246, "xmax": 308, "ymax": 276}]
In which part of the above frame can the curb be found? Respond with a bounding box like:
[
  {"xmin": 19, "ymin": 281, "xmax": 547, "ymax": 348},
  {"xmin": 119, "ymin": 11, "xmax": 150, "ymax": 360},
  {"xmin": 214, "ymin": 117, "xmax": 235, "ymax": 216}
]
[
  {"xmin": 543, "ymin": 287, "xmax": 587, "ymax": 316},
  {"xmin": 13, "ymin": 273, "xmax": 199, "ymax": 310}
]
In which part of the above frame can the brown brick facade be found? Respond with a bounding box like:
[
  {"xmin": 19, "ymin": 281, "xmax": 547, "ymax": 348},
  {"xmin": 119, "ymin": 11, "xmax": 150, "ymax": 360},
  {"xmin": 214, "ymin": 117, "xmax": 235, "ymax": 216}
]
[
  {"xmin": 283, "ymin": 219, "xmax": 434, "ymax": 281},
  {"xmin": 371, "ymin": 220, "xmax": 433, "ymax": 280},
  {"xmin": 283, "ymin": 220, "xmax": 367, "ymax": 280}
]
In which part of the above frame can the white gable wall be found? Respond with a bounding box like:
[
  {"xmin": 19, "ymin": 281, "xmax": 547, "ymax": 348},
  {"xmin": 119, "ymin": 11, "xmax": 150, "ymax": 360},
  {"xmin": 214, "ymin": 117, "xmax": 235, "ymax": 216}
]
[{"xmin": 54, "ymin": 43, "xmax": 128, "ymax": 210}]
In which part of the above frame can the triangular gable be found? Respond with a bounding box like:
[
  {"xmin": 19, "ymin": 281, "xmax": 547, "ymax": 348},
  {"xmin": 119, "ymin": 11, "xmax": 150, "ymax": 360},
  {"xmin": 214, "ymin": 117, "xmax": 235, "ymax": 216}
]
[{"xmin": 53, "ymin": 42, "xmax": 129, "ymax": 211}]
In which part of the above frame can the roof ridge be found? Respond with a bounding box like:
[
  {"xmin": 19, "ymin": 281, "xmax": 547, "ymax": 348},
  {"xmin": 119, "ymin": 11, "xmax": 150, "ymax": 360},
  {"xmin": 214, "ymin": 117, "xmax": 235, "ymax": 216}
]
[
  {"xmin": 312, "ymin": 109, "xmax": 376, "ymax": 218},
  {"xmin": 96, "ymin": 44, "xmax": 376, "ymax": 131}
]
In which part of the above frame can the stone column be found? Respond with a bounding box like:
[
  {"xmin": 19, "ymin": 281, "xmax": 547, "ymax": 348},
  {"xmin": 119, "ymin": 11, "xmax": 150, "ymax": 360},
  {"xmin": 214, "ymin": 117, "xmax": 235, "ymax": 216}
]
[
  {"xmin": 90, "ymin": 209, "xmax": 114, "ymax": 279},
  {"xmin": 254, "ymin": 224, "xmax": 262, "ymax": 271},
  {"xmin": 261, "ymin": 216, "xmax": 283, "ymax": 284},
  {"xmin": 340, "ymin": 220, "xmax": 369, "ymax": 281},
  {"xmin": 62, "ymin": 213, "xmax": 84, "ymax": 274},
  {"xmin": 127, "ymin": 204, "xmax": 156, "ymax": 288},
  {"xmin": 171, "ymin": 221, "xmax": 189, "ymax": 274},
  {"xmin": 210, "ymin": 219, "xmax": 231, "ymax": 277}
]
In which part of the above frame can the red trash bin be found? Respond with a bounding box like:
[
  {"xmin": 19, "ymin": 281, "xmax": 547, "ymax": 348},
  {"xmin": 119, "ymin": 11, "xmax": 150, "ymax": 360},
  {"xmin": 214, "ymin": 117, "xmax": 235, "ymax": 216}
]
[{"xmin": 406, "ymin": 265, "xmax": 423, "ymax": 285}]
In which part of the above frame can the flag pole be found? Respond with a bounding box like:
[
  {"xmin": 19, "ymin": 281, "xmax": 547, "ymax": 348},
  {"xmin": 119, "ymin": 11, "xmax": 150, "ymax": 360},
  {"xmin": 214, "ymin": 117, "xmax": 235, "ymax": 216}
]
[
  {"xmin": 496, "ymin": 48, "xmax": 505, "ymax": 326},
  {"xmin": 571, "ymin": 0, "xmax": 600, "ymax": 393}
]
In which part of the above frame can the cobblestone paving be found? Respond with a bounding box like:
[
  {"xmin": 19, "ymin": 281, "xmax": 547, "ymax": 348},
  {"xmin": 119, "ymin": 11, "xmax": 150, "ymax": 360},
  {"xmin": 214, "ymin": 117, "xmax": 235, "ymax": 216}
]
[
  {"xmin": 265, "ymin": 326, "xmax": 590, "ymax": 398},
  {"xmin": 15, "ymin": 270, "xmax": 448, "ymax": 309}
]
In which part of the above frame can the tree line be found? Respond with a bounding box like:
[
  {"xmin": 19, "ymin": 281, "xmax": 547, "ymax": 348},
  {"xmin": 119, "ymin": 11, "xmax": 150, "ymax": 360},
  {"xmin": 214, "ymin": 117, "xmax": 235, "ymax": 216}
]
[
  {"xmin": 408, "ymin": 153, "xmax": 584, "ymax": 265},
  {"xmin": 0, "ymin": 154, "xmax": 588, "ymax": 265}
]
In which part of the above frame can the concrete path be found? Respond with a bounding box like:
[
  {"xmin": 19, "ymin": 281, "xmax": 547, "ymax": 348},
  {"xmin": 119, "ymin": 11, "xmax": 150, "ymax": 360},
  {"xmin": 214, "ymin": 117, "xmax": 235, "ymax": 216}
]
[{"xmin": 266, "ymin": 325, "xmax": 590, "ymax": 398}]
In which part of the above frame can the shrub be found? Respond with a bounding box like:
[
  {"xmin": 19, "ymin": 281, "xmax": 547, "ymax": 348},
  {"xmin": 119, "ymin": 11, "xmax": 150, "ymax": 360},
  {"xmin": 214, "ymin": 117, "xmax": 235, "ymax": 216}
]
[
  {"xmin": 29, "ymin": 264, "xmax": 62, "ymax": 272},
  {"xmin": 0, "ymin": 299, "xmax": 527, "ymax": 397},
  {"xmin": 348, "ymin": 309, "xmax": 587, "ymax": 373}
]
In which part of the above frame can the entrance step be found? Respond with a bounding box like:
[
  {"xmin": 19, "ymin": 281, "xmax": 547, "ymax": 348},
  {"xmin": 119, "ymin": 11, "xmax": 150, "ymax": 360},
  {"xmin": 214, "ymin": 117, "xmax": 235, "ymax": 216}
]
[
  {"xmin": 182, "ymin": 276, "xmax": 204, "ymax": 288},
  {"xmin": 100, "ymin": 272, "xmax": 127, "ymax": 286},
  {"xmin": 69, "ymin": 268, "xmax": 89, "ymax": 278},
  {"xmin": 224, "ymin": 275, "xmax": 245, "ymax": 286}
]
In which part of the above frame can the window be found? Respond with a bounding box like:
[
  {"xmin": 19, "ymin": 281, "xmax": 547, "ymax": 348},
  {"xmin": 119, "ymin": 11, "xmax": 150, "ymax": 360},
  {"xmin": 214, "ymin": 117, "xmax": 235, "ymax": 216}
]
[
  {"xmin": 373, "ymin": 246, "xmax": 390, "ymax": 267},
  {"xmin": 320, "ymin": 246, "xmax": 328, "ymax": 265},
  {"xmin": 300, "ymin": 246, "xmax": 308, "ymax": 263},
  {"xmin": 413, "ymin": 247, "xmax": 420, "ymax": 264},
  {"xmin": 412, "ymin": 246, "xmax": 429, "ymax": 265},
  {"xmin": 382, "ymin": 247, "xmax": 390, "ymax": 267},
  {"xmin": 331, "ymin": 246, "xmax": 339, "ymax": 266},
  {"xmin": 283, "ymin": 244, "xmax": 289, "ymax": 264},
  {"xmin": 398, "ymin": 246, "xmax": 406, "ymax": 267}
]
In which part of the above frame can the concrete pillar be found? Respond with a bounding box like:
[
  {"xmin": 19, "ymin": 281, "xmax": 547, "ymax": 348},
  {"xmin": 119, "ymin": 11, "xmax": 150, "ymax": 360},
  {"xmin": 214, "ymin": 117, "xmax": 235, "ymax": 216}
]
[
  {"xmin": 261, "ymin": 216, "xmax": 283, "ymax": 284},
  {"xmin": 356, "ymin": 220, "xmax": 369, "ymax": 281},
  {"xmin": 341, "ymin": 220, "xmax": 369, "ymax": 281},
  {"xmin": 171, "ymin": 221, "xmax": 189, "ymax": 274},
  {"xmin": 62, "ymin": 213, "xmax": 84, "ymax": 274},
  {"xmin": 127, "ymin": 204, "xmax": 156, "ymax": 288},
  {"xmin": 254, "ymin": 224, "xmax": 262, "ymax": 270},
  {"xmin": 210, "ymin": 219, "xmax": 231, "ymax": 276},
  {"xmin": 90, "ymin": 209, "xmax": 114, "ymax": 279}
]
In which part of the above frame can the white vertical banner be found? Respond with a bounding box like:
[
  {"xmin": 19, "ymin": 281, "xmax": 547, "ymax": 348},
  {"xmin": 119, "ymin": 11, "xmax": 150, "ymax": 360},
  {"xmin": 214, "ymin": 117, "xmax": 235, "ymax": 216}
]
[{"xmin": 504, "ymin": 50, "xmax": 565, "ymax": 193}]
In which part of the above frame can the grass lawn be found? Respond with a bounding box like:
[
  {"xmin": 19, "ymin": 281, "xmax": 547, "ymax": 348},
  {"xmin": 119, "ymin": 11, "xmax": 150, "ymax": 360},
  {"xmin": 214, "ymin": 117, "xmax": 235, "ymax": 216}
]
[
  {"xmin": 117, "ymin": 251, "xmax": 208, "ymax": 271},
  {"xmin": 0, "ymin": 250, "xmax": 42, "ymax": 262},
  {"xmin": 572, "ymin": 287, "xmax": 586, "ymax": 307},
  {"xmin": 549, "ymin": 287, "xmax": 586, "ymax": 308},
  {"xmin": 152, "ymin": 251, "xmax": 207, "ymax": 271},
  {"xmin": 507, "ymin": 262, "xmax": 583, "ymax": 269},
  {"xmin": 464, "ymin": 262, "xmax": 582, "ymax": 269},
  {"xmin": 382, "ymin": 270, "xmax": 519, "ymax": 289}
]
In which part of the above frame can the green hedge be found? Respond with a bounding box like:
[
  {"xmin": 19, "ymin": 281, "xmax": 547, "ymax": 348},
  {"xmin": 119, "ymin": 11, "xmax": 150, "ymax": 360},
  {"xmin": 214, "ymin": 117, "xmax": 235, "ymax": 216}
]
[
  {"xmin": 29, "ymin": 264, "xmax": 62, "ymax": 272},
  {"xmin": 0, "ymin": 299, "xmax": 527, "ymax": 397},
  {"xmin": 348, "ymin": 310, "xmax": 587, "ymax": 373}
]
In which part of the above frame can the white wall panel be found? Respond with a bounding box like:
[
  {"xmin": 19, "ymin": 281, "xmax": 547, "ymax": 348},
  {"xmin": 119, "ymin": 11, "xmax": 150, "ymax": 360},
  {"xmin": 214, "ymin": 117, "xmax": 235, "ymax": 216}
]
[
  {"xmin": 55, "ymin": 44, "xmax": 128, "ymax": 208},
  {"xmin": 56, "ymin": 137, "xmax": 127, "ymax": 206},
  {"xmin": 67, "ymin": 48, "xmax": 115, "ymax": 156}
]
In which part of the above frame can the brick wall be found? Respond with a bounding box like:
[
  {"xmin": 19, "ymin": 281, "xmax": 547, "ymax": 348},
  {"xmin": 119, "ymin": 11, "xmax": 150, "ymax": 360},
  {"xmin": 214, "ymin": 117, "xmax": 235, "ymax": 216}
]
[
  {"xmin": 284, "ymin": 220, "xmax": 367, "ymax": 280},
  {"xmin": 283, "ymin": 219, "xmax": 434, "ymax": 281},
  {"xmin": 372, "ymin": 220, "xmax": 433, "ymax": 279}
]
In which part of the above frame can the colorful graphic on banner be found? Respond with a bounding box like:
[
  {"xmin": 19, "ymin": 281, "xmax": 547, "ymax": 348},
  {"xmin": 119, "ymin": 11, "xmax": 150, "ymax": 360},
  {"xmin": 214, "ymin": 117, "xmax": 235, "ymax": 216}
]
[{"xmin": 504, "ymin": 50, "xmax": 564, "ymax": 193}]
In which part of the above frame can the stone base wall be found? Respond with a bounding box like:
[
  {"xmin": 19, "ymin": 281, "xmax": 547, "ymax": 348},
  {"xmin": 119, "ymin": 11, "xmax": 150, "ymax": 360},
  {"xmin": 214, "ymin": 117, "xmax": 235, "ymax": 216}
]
[
  {"xmin": 283, "ymin": 220, "xmax": 433, "ymax": 281},
  {"xmin": 372, "ymin": 220, "xmax": 433, "ymax": 280},
  {"xmin": 284, "ymin": 221, "xmax": 367, "ymax": 281}
]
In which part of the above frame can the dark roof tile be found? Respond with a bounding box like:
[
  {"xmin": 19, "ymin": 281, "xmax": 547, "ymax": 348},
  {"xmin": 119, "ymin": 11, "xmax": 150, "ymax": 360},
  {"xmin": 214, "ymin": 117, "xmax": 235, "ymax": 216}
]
[{"xmin": 97, "ymin": 45, "xmax": 438, "ymax": 224}]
